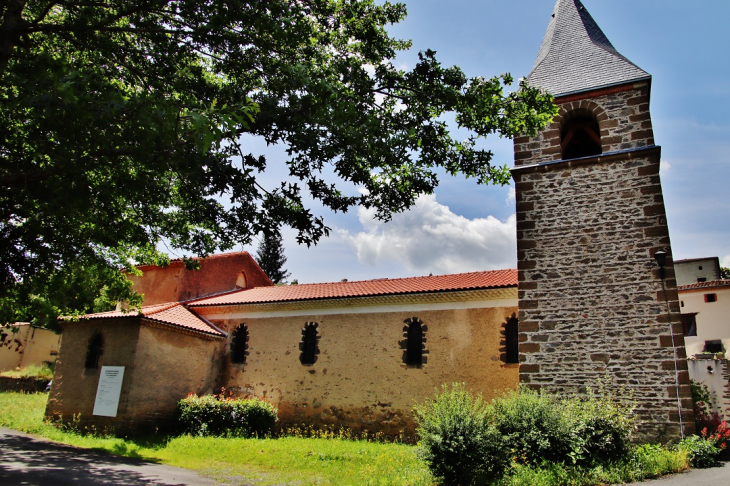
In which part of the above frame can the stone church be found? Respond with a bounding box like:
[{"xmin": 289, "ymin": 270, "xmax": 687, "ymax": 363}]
[{"xmin": 46, "ymin": 0, "xmax": 693, "ymax": 442}]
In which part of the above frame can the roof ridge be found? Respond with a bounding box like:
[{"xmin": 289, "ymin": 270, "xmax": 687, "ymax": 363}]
[
  {"xmin": 142, "ymin": 304, "xmax": 225, "ymax": 337},
  {"xmin": 143, "ymin": 301, "xmax": 182, "ymax": 316},
  {"xmin": 181, "ymin": 287, "xmax": 249, "ymax": 304},
  {"xmin": 188, "ymin": 269, "xmax": 518, "ymax": 307},
  {"xmin": 279, "ymin": 269, "xmax": 517, "ymax": 287}
]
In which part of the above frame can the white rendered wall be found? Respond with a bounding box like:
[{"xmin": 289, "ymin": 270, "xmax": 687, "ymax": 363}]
[
  {"xmin": 687, "ymin": 359, "xmax": 730, "ymax": 418},
  {"xmin": 675, "ymin": 258, "xmax": 720, "ymax": 286},
  {"xmin": 680, "ymin": 287, "xmax": 730, "ymax": 357}
]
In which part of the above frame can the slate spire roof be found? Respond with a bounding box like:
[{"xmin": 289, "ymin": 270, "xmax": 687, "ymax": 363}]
[{"xmin": 527, "ymin": 0, "xmax": 650, "ymax": 97}]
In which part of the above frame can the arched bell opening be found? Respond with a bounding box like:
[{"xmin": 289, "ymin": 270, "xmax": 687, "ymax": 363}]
[{"xmin": 561, "ymin": 109, "xmax": 602, "ymax": 160}]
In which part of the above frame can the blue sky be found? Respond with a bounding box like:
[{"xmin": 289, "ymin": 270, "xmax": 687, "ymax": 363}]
[{"xmin": 242, "ymin": 0, "xmax": 730, "ymax": 283}]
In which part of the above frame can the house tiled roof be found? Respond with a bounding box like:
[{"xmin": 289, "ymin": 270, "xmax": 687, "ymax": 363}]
[
  {"xmin": 527, "ymin": 0, "xmax": 650, "ymax": 97},
  {"xmin": 189, "ymin": 269, "xmax": 518, "ymax": 307},
  {"xmin": 79, "ymin": 303, "xmax": 224, "ymax": 336},
  {"xmin": 677, "ymin": 280, "xmax": 730, "ymax": 292}
]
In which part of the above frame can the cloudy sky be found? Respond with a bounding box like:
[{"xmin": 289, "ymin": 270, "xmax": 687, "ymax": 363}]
[{"xmin": 241, "ymin": 0, "xmax": 730, "ymax": 283}]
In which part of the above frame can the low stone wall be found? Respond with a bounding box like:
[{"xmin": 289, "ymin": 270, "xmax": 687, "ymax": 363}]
[{"xmin": 0, "ymin": 376, "xmax": 49, "ymax": 393}]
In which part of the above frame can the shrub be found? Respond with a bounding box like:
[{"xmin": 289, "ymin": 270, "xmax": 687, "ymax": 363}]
[
  {"xmin": 561, "ymin": 387, "xmax": 635, "ymax": 464},
  {"xmin": 490, "ymin": 386, "xmax": 635, "ymax": 466},
  {"xmin": 177, "ymin": 392, "xmax": 277, "ymax": 437},
  {"xmin": 415, "ymin": 384, "xmax": 637, "ymax": 484},
  {"xmin": 414, "ymin": 383, "xmax": 507, "ymax": 485},
  {"xmin": 676, "ymin": 435, "xmax": 720, "ymax": 468},
  {"xmin": 492, "ymin": 388, "xmax": 572, "ymax": 465},
  {"xmin": 690, "ymin": 380, "xmax": 724, "ymax": 433},
  {"xmin": 707, "ymin": 421, "xmax": 730, "ymax": 451}
]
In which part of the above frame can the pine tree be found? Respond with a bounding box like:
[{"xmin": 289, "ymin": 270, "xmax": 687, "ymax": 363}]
[{"xmin": 256, "ymin": 233, "xmax": 291, "ymax": 284}]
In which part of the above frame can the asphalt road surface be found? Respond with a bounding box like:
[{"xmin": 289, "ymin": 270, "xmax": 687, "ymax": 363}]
[{"xmin": 0, "ymin": 427, "xmax": 222, "ymax": 486}]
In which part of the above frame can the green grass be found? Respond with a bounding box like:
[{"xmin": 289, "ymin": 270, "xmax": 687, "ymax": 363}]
[
  {"xmin": 0, "ymin": 392, "xmax": 432, "ymax": 485},
  {"xmin": 0, "ymin": 392, "xmax": 691, "ymax": 486},
  {"xmin": 0, "ymin": 363, "xmax": 54, "ymax": 380}
]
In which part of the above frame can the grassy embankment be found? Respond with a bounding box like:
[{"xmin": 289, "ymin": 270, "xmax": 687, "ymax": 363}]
[{"xmin": 0, "ymin": 391, "xmax": 691, "ymax": 486}]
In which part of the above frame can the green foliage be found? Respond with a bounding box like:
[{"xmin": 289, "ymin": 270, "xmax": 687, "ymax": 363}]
[
  {"xmin": 690, "ymin": 379, "xmax": 716, "ymax": 415},
  {"xmin": 415, "ymin": 385, "xmax": 636, "ymax": 485},
  {"xmin": 255, "ymin": 232, "xmax": 291, "ymax": 284},
  {"xmin": 0, "ymin": 1, "xmax": 556, "ymax": 328},
  {"xmin": 492, "ymin": 389, "xmax": 572, "ymax": 465},
  {"xmin": 177, "ymin": 392, "xmax": 278, "ymax": 438},
  {"xmin": 561, "ymin": 387, "xmax": 635, "ymax": 464},
  {"xmin": 414, "ymin": 384, "xmax": 507, "ymax": 485},
  {"xmin": 493, "ymin": 386, "xmax": 635, "ymax": 466},
  {"xmin": 0, "ymin": 259, "xmax": 140, "ymax": 330},
  {"xmin": 721, "ymin": 267, "xmax": 730, "ymax": 279},
  {"xmin": 676, "ymin": 435, "xmax": 720, "ymax": 468},
  {"xmin": 690, "ymin": 379, "xmax": 724, "ymax": 433}
]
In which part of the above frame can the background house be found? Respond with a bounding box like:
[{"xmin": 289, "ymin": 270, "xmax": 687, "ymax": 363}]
[
  {"xmin": 676, "ymin": 257, "xmax": 730, "ymax": 419},
  {"xmin": 0, "ymin": 323, "xmax": 61, "ymax": 371}
]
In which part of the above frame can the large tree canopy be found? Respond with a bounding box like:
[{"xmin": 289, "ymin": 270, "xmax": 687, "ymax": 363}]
[{"xmin": 0, "ymin": 0, "xmax": 556, "ymax": 324}]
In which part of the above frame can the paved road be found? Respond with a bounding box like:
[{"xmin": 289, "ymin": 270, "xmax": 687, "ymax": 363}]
[{"xmin": 0, "ymin": 428, "xmax": 222, "ymax": 486}]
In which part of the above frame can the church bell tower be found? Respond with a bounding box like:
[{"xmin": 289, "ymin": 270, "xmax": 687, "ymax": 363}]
[{"xmin": 512, "ymin": 0, "xmax": 693, "ymax": 441}]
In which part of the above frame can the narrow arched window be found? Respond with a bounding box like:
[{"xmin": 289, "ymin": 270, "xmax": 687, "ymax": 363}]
[
  {"xmin": 505, "ymin": 317, "xmax": 519, "ymax": 364},
  {"xmin": 85, "ymin": 334, "xmax": 103, "ymax": 369},
  {"xmin": 300, "ymin": 322, "xmax": 319, "ymax": 365},
  {"xmin": 406, "ymin": 318, "xmax": 423, "ymax": 366},
  {"xmin": 231, "ymin": 324, "xmax": 249, "ymax": 364},
  {"xmin": 561, "ymin": 111, "xmax": 601, "ymax": 160}
]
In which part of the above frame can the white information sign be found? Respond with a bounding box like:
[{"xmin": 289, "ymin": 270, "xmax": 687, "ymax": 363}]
[{"xmin": 92, "ymin": 366, "xmax": 125, "ymax": 417}]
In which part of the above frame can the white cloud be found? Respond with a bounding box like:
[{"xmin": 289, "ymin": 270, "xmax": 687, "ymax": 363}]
[
  {"xmin": 721, "ymin": 255, "xmax": 730, "ymax": 268},
  {"xmin": 339, "ymin": 194, "xmax": 517, "ymax": 275},
  {"xmin": 506, "ymin": 186, "xmax": 516, "ymax": 205},
  {"xmin": 660, "ymin": 159, "xmax": 671, "ymax": 174}
]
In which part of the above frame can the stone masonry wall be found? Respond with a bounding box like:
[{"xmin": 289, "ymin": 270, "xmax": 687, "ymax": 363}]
[
  {"xmin": 514, "ymin": 83, "xmax": 654, "ymax": 167},
  {"xmin": 513, "ymin": 149, "xmax": 694, "ymax": 441}
]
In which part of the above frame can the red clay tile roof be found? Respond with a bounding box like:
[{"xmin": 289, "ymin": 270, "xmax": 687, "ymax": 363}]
[
  {"xmin": 189, "ymin": 269, "xmax": 518, "ymax": 307},
  {"xmin": 78, "ymin": 303, "xmax": 224, "ymax": 336},
  {"xmin": 677, "ymin": 279, "xmax": 730, "ymax": 292}
]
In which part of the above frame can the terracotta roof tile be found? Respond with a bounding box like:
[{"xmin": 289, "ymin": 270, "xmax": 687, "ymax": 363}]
[
  {"xmin": 677, "ymin": 280, "xmax": 730, "ymax": 292},
  {"xmin": 78, "ymin": 303, "xmax": 224, "ymax": 336},
  {"xmin": 189, "ymin": 269, "xmax": 518, "ymax": 307}
]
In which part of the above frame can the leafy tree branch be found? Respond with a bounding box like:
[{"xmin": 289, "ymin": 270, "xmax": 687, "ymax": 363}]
[{"xmin": 1, "ymin": 0, "xmax": 556, "ymax": 326}]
